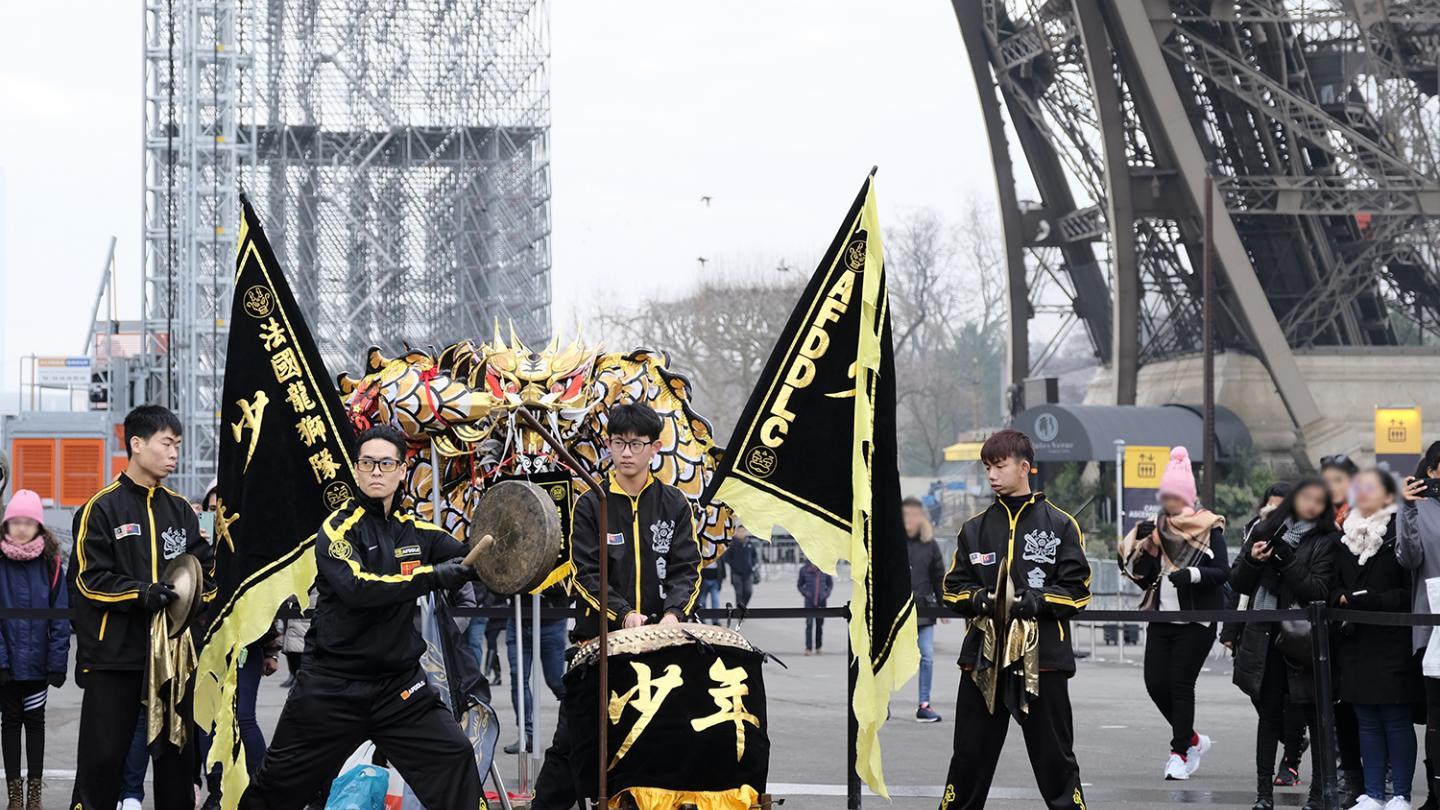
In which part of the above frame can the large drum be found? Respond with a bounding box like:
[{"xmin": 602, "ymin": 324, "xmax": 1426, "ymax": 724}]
[{"xmin": 563, "ymin": 624, "xmax": 769, "ymax": 810}]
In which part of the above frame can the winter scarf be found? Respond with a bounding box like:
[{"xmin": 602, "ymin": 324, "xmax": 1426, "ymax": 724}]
[
  {"xmin": 1341, "ymin": 504, "xmax": 1397, "ymax": 566},
  {"xmin": 0, "ymin": 534, "xmax": 43, "ymax": 562}
]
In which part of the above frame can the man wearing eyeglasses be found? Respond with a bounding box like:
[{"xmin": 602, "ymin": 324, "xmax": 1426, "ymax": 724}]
[
  {"xmin": 240, "ymin": 425, "xmax": 484, "ymax": 810},
  {"xmin": 531, "ymin": 402, "xmax": 703, "ymax": 807}
]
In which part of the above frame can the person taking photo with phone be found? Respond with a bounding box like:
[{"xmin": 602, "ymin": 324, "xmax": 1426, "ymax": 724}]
[
  {"xmin": 1397, "ymin": 441, "xmax": 1440, "ymax": 809},
  {"xmin": 1230, "ymin": 477, "xmax": 1338, "ymax": 810}
]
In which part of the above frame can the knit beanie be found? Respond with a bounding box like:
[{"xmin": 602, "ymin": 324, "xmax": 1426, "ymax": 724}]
[
  {"xmin": 1157, "ymin": 446, "xmax": 1197, "ymax": 508},
  {"xmin": 2, "ymin": 490, "xmax": 44, "ymax": 527}
]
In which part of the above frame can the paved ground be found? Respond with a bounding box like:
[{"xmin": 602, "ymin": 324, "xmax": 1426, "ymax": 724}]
[{"xmin": 35, "ymin": 573, "xmax": 1430, "ymax": 808}]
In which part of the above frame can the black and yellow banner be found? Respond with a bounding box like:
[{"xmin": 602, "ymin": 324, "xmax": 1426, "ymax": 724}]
[
  {"xmin": 701, "ymin": 171, "xmax": 916, "ymax": 797},
  {"xmin": 195, "ymin": 195, "xmax": 359, "ymax": 809}
]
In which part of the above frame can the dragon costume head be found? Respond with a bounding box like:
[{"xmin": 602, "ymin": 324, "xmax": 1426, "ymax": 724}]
[{"xmin": 337, "ymin": 333, "xmax": 734, "ymax": 565}]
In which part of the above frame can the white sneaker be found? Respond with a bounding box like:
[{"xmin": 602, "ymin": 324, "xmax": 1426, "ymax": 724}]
[
  {"xmin": 1384, "ymin": 797, "xmax": 1413, "ymax": 810},
  {"xmin": 1350, "ymin": 796, "xmax": 1384, "ymax": 810},
  {"xmin": 1185, "ymin": 734, "xmax": 1211, "ymax": 775},
  {"xmin": 1164, "ymin": 753, "xmax": 1189, "ymax": 780}
]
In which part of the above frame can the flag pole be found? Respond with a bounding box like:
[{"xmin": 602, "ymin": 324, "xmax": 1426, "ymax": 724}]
[{"xmin": 514, "ymin": 408, "xmax": 608, "ymax": 804}]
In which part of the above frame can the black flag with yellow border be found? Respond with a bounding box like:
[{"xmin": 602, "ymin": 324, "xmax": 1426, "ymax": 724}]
[
  {"xmin": 194, "ymin": 196, "xmax": 359, "ymax": 810},
  {"xmin": 700, "ymin": 171, "xmax": 916, "ymax": 797}
]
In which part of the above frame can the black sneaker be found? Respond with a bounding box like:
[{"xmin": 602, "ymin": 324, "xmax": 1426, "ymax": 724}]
[
  {"xmin": 915, "ymin": 704, "xmax": 941, "ymax": 723},
  {"xmin": 1274, "ymin": 764, "xmax": 1302, "ymax": 787}
]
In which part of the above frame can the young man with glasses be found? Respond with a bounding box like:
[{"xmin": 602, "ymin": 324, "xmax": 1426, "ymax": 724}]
[
  {"xmin": 531, "ymin": 402, "xmax": 704, "ymax": 807},
  {"xmin": 240, "ymin": 425, "xmax": 484, "ymax": 809}
]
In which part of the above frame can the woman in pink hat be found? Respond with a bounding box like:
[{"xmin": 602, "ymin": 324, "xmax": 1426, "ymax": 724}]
[
  {"xmin": 1118, "ymin": 446, "xmax": 1228, "ymax": 782},
  {"xmin": 0, "ymin": 490, "xmax": 69, "ymax": 810}
]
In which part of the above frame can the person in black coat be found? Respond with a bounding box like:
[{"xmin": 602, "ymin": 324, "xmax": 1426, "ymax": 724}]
[
  {"xmin": 1230, "ymin": 477, "xmax": 1338, "ymax": 810},
  {"xmin": 1118, "ymin": 447, "xmax": 1228, "ymax": 781},
  {"xmin": 796, "ymin": 560, "xmax": 833, "ymax": 654},
  {"xmin": 1222, "ymin": 483, "xmax": 1312, "ymax": 789},
  {"xmin": 1332, "ymin": 469, "xmax": 1420, "ymax": 808},
  {"xmin": 904, "ymin": 497, "xmax": 947, "ymax": 723}
]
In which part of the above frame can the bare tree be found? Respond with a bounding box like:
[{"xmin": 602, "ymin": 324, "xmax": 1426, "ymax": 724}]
[
  {"xmin": 888, "ymin": 204, "xmax": 1007, "ymax": 475},
  {"xmin": 586, "ymin": 202, "xmax": 1008, "ymax": 474},
  {"xmin": 593, "ymin": 271, "xmax": 804, "ymax": 442}
]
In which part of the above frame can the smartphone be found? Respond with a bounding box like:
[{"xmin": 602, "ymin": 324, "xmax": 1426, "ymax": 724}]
[
  {"xmin": 199, "ymin": 511, "xmax": 215, "ymax": 540},
  {"xmin": 1424, "ymin": 478, "xmax": 1440, "ymax": 499}
]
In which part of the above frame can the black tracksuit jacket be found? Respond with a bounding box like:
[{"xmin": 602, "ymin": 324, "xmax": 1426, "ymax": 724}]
[
  {"xmin": 306, "ymin": 495, "xmax": 467, "ymax": 679},
  {"xmin": 68, "ymin": 472, "xmax": 217, "ymax": 671},
  {"xmin": 942, "ymin": 492, "xmax": 1092, "ymax": 673},
  {"xmin": 572, "ymin": 474, "xmax": 702, "ymax": 639}
]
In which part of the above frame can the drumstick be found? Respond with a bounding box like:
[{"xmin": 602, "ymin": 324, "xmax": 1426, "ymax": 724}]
[{"xmin": 462, "ymin": 533, "xmax": 495, "ymax": 567}]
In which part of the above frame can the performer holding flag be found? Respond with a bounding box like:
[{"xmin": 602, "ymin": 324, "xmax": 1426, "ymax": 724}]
[
  {"xmin": 702, "ymin": 169, "xmax": 917, "ymax": 798},
  {"xmin": 940, "ymin": 429, "xmax": 1091, "ymax": 809}
]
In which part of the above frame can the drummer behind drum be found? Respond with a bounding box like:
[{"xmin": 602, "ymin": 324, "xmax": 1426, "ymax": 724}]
[
  {"xmin": 533, "ymin": 402, "xmax": 703, "ymax": 808},
  {"xmin": 240, "ymin": 425, "xmax": 485, "ymax": 810}
]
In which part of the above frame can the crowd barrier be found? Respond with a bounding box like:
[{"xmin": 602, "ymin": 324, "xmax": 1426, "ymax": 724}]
[{"xmin": 12, "ymin": 601, "xmax": 1439, "ymax": 809}]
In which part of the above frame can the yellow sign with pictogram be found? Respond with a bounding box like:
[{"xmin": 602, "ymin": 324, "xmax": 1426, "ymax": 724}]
[
  {"xmin": 1376, "ymin": 407, "xmax": 1422, "ymax": 455},
  {"xmin": 1124, "ymin": 446, "xmax": 1169, "ymax": 489}
]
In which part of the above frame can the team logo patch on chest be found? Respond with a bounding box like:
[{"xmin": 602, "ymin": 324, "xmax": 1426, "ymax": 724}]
[
  {"xmin": 649, "ymin": 520, "xmax": 675, "ymax": 554},
  {"xmin": 114, "ymin": 524, "xmax": 142, "ymax": 540},
  {"xmin": 161, "ymin": 527, "xmax": 188, "ymax": 560},
  {"xmin": 969, "ymin": 552, "xmax": 997, "ymax": 566},
  {"xmin": 328, "ymin": 539, "xmax": 354, "ymax": 560},
  {"xmin": 400, "ymin": 560, "xmax": 421, "ymax": 576},
  {"xmin": 1021, "ymin": 529, "xmax": 1061, "ymax": 565},
  {"xmin": 394, "ymin": 545, "xmax": 421, "ymax": 558}
]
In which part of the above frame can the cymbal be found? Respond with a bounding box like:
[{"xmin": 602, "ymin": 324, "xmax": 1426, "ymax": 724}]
[{"xmin": 161, "ymin": 553, "xmax": 203, "ymax": 639}]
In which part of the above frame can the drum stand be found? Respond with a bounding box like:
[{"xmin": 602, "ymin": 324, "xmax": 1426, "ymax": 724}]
[{"xmin": 488, "ymin": 760, "xmax": 514, "ymax": 810}]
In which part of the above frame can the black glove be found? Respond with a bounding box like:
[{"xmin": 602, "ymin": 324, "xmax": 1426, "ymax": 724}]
[
  {"xmin": 144, "ymin": 582, "xmax": 178, "ymax": 612},
  {"xmin": 46, "ymin": 673, "xmax": 65, "ymax": 689},
  {"xmin": 970, "ymin": 589, "xmax": 994, "ymax": 618},
  {"xmin": 432, "ymin": 560, "xmax": 478, "ymax": 591},
  {"xmin": 1012, "ymin": 590, "xmax": 1044, "ymax": 620},
  {"xmin": 1167, "ymin": 568, "xmax": 1196, "ymax": 587},
  {"xmin": 0, "ymin": 669, "xmax": 12, "ymax": 686}
]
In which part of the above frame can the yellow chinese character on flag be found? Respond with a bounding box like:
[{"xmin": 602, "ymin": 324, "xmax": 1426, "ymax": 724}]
[
  {"xmin": 271, "ymin": 348, "xmax": 302, "ymax": 384},
  {"xmin": 258, "ymin": 317, "xmax": 288, "ymax": 352},
  {"xmin": 308, "ymin": 449, "xmax": 341, "ymax": 483},
  {"xmin": 296, "ymin": 414, "xmax": 327, "ymax": 448}
]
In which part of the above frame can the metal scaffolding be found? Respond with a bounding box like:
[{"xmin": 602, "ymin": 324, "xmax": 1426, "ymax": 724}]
[
  {"xmin": 955, "ymin": 0, "xmax": 1440, "ymax": 424},
  {"xmin": 142, "ymin": 0, "xmax": 552, "ymax": 497}
]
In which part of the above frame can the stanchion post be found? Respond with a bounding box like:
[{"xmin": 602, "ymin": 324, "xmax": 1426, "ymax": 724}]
[
  {"xmin": 1308, "ymin": 600, "xmax": 1339, "ymax": 810},
  {"xmin": 846, "ymin": 604, "xmax": 861, "ymax": 810},
  {"xmin": 514, "ymin": 594, "xmax": 529, "ymax": 792},
  {"xmin": 531, "ymin": 592, "xmax": 542, "ymax": 772}
]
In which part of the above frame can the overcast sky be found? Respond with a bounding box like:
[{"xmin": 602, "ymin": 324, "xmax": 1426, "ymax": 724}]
[{"xmin": 0, "ymin": 1, "xmax": 997, "ymax": 404}]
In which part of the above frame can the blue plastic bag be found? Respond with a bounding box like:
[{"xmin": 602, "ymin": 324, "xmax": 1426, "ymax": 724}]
[{"xmin": 324, "ymin": 763, "xmax": 389, "ymax": 810}]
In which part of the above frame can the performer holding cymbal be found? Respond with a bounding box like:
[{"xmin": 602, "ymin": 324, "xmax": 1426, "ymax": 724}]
[
  {"xmin": 240, "ymin": 425, "xmax": 483, "ymax": 810},
  {"xmin": 532, "ymin": 402, "xmax": 704, "ymax": 808},
  {"xmin": 939, "ymin": 429, "xmax": 1091, "ymax": 810}
]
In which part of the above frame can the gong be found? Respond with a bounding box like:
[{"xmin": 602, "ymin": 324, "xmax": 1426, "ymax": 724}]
[
  {"xmin": 466, "ymin": 479, "xmax": 562, "ymax": 595},
  {"xmin": 161, "ymin": 553, "xmax": 204, "ymax": 639}
]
